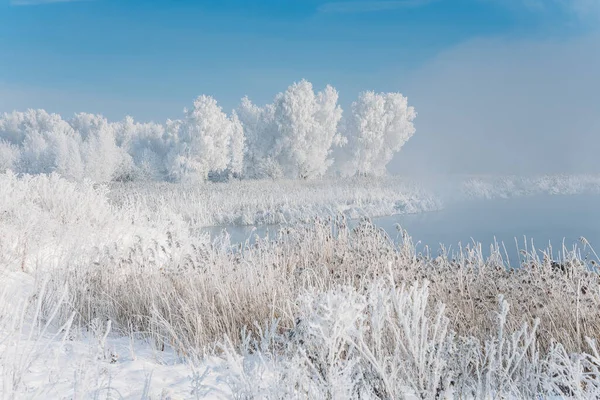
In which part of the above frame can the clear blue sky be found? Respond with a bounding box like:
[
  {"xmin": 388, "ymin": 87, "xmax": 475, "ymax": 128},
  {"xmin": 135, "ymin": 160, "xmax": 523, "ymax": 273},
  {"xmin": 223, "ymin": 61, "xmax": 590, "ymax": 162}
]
[{"xmin": 0, "ymin": 0, "xmax": 595, "ymax": 121}]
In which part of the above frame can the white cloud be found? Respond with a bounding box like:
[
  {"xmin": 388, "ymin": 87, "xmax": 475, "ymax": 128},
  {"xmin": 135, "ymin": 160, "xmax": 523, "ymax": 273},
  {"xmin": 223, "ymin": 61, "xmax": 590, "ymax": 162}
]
[
  {"xmin": 566, "ymin": 0, "xmax": 600, "ymax": 20},
  {"xmin": 318, "ymin": 0, "xmax": 434, "ymax": 14},
  {"xmin": 484, "ymin": 0, "xmax": 600, "ymax": 21}
]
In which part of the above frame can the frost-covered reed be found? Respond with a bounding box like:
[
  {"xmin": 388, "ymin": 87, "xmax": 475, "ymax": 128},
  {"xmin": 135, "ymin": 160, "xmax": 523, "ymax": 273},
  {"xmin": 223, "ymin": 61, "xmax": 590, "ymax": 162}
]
[
  {"xmin": 44, "ymin": 215, "xmax": 600, "ymax": 356},
  {"xmin": 108, "ymin": 176, "xmax": 441, "ymax": 227},
  {"xmin": 3, "ymin": 171, "xmax": 600, "ymax": 398}
]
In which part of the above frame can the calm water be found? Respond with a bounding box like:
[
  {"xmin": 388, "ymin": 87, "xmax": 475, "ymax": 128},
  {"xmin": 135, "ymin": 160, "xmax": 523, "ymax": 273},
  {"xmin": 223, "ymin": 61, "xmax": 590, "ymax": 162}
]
[{"xmin": 204, "ymin": 195, "xmax": 600, "ymax": 264}]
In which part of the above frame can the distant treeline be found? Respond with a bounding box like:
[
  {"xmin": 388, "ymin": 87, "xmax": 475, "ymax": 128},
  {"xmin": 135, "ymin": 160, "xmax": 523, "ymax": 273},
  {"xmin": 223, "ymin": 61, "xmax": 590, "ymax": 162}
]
[{"xmin": 0, "ymin": 80, "xmax": 415, "ymax": 183}]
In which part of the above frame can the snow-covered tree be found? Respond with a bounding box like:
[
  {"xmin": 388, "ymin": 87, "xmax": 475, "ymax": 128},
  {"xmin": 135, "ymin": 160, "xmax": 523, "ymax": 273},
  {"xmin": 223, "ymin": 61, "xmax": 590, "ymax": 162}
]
[
  {"xmin": 0, "ymin": 81, "xmax": 416, "ymax": 183},
  {"xmin": 0, "ymin": 140, "xmax": 19, "ymax": 173},
  {"xmin": 69, "ymin": 113, "xmax": 132, "ymax": 182},
  {"xmin": 238, "ymin": 80, "xmax": 344, "ymax": 179},
  {"xmin": 36, "ymin": 128, "xmax": 83, "ymax": 180},
  {"xmin": 113, "ymin": 116, "xmax": 170, "ymax": 180},
  {"xmin": 273, "ymin": 80, "xmax": 344, "ymax": 179},
  {"xmin": 0, "ymin": 109, "xmax": 74, "ymax": 146},
  {"xmin": 237, "ymin": 96, "xmax": 279, "ymax": 179},
  {"xmin": 337, "ymin": 91, "xmax": 416, "ymax": 177},
  {"xmin": 228, "ymin": 111, "xmax": 245, "ymax": 178},
  {"xmin": 167, "ymin": 95, "xmax": 242, "ymax": 182},
  {"xmin": 0, "ymin": 110, "xmax": 85, "ymax": 180}
]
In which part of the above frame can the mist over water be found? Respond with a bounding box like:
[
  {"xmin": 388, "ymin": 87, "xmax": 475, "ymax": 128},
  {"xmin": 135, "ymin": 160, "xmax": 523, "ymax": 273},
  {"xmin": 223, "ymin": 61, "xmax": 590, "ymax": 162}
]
[
  {"xmin": 205, "ymin": 194, "xmax": 600, "ymax": 266},
  {"xmin": 377, "ymin": 194, "xmax": 600, "ymax": 265},
  {"xmin": 379, "ymin": 33, "xmax": 600, "ymax": 254}
]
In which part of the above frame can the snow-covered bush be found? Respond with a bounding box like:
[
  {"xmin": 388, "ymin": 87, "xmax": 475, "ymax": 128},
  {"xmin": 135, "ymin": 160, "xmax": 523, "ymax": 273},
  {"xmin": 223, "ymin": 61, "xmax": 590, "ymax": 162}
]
[
  {"xmin": 336, "ymin": 91, "xmax": 416, "ymax": 177},
  {"xmin": 70, "ymin": 112, "xmax": 133, "ymax": 182},
  {"xmin": 113, "ymin": 116, "xmax": 171, "ymax": 180},
  {"xmin": 0, "ymin": 172, "xmax": 191, "ymax": 275},
  {"xmin": 166, "ymin": 95, "xmax": 235, "ymax": 182},
  {"xmin": 215, "ymin": 279, "xmax": 600, "ymax": 399},
  {"xmin": 238, "ymin": 80, "xmax": 344, "ymax": 179},
  {"xmin": 0, "ymin": 81, "xmax": 421, "ymax": 182}
]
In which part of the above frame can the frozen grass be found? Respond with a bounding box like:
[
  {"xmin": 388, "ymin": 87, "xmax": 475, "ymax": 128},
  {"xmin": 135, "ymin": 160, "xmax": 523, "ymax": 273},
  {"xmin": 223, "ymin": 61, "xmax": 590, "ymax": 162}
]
[
  {"xmin": 0, "ymin": 271, "xmax": 211, "ymax": 399},
  {"xmin": 3, "ymin": 172, "xmax": 600, "ymax": 398},
  {"xmin": 108, "ymin": 174, "xmax": 600, "ymax": 228},
  {"xmin": 108, "ymin": 176, "xmax": 441, "ymax": 227},
  {"xmin": 460, "ymin": 174, "xmax": 600, "ymax": 199},
  {"xmin": 46, "ymin": 217, "xmax": 600, "ymax": 356}
]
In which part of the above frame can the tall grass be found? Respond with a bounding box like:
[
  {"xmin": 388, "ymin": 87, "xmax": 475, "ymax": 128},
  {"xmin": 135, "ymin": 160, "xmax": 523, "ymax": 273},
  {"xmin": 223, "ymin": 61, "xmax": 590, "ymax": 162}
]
[
  {"xmin": 3, "ymin": 171, "xmax": 600, "ymax": 397},
  {"xmin": 108, "ymin": 176, "xmax": 441, "ymax": 227},
  {"xmin": 45, "ymin": 217, "xmax": 600, "ymax": 356}
]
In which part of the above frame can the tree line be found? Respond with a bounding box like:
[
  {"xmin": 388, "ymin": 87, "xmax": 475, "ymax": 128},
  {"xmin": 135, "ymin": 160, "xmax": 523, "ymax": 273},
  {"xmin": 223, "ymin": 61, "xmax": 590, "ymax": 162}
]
[{"xmin": 0, "ymin": 80, "xmax": 416, "ymax": 182}]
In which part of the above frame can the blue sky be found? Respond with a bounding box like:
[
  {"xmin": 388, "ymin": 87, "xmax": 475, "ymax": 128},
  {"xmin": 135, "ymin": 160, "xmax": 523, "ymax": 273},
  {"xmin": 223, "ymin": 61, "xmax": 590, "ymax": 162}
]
[
  {"xmin": 1, "ymin": 0, "xmax": 599, "ymax": 174},
  {"xmin": 0, "ymin": 0, "xmax": 596, "ymax": 119}
]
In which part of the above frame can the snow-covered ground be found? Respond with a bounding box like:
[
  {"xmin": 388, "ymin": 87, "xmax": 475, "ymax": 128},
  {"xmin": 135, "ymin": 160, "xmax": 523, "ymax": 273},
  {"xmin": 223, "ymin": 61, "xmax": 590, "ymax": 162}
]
[
  {"xmin": 3, "ymin": 172, "xmax": 600, "ymax": 398},
  {"xmin": 0, "ymin": 271, "xmax": 236, "ymax": 399}
]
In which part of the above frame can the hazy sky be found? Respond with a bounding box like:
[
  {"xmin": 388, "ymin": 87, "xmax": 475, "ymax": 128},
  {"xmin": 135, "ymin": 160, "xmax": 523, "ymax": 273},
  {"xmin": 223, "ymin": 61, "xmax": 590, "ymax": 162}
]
[
  {"xmin": 1, "ymin": 0, "xmax": 599, "ymax": 174},
  {"xmin": 393, "ymin": 32, "xmax": 600, "ymax": 175}
]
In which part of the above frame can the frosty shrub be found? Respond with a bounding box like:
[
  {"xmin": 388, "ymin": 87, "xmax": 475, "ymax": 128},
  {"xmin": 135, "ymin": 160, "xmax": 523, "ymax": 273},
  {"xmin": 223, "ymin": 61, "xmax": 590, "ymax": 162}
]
[
  {"xmin": 215, "ymin": 279, "xmax": 600, "ymax": 399},
  {"xmin": 336, "ymin": 91, "xmax": 416, "ymax": 177},
  {"xmin": 166, "ymin": 95, "xmax": 244, "ymax": 182},
  {"xmin": 0, "ymin": 80, "xmax": 419, "ymax": 182},
  {"xmin": 237, "ymin": 80, "xmax": 345, "ymax": 180}
]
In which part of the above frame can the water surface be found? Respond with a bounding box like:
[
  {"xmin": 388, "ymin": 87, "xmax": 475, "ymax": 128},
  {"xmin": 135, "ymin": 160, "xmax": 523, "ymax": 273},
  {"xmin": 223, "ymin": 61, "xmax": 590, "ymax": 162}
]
[{"xmin": 205, "ymin": 195, "xmax": 600, "ymax": 264}]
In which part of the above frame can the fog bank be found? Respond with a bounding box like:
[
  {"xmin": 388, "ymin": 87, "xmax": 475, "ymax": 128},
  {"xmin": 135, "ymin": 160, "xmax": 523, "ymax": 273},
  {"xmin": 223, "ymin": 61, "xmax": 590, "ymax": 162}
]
[{"xmin": 392, "ymin": 33, "xmax": 600, "ymax": 175}]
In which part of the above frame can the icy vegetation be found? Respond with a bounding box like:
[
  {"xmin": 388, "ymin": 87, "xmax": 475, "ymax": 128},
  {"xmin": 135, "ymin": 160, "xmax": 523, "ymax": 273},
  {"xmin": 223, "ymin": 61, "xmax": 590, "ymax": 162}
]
[
  {"xmin": 2, "ymin": 172, "xmax": 600, "ymax": 398},
  {"xmin": 108, "ymin": 177, "xmax": 441, "ymax": 227},
  {"xmin": 107, "ymin": 174, "xmax": 600, "ymax": 228},
  {"xmin": 0, "ymin": 80, "xmax": 416, "ymax": 183},
  {"xmin": 3, "ymin": 79, "xmax": 600, "ymax": 398},
  {"xmin": 460, "ymin": 174, "xmax": 600, "ymax": 199}
]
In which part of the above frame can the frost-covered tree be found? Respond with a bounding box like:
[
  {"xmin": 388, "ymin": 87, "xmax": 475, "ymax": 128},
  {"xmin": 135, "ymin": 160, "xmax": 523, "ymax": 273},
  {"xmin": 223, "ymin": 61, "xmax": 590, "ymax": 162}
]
[
  {"xmin": 69, "ymin": 113, "xmax": 132, "ymax": 182},
  {"xmin": 113, "ymin": 116, "xmax": 170, "ymax": 180},
  {"xmin": 0, "ymin": 109, "xmax": 74, "ymax": 146},
  {"xmin": 337, "ymin": 91, "xmax": 416, "ymax": 177},
  {"xmin": 167, "ymin": 95, "xmax": 242, "ymax": 182},
  {"xmin": 273, "ymin": 80, "xmax": 344, "ymax": 179},
  {"xmin": 35, "ymin": 112, "xmax": 83, "ymax": 180},
  {"xmin": 238, "ymin": 80, "xmax": 344, "ymax": 179},
  {"xmin": 0, "ymin": 82, "xmax": 416, "ymax": 183},
  {"xmin": 0, "ymin": 140, "xmax": 19, "ymax": 173},
  {"xmin": 0, "ymin": 110, "xmax": 85, "ymax": 180},
  {"xmin": 237, "ymin": 96, "xmax": 280, "ymax": 179},
  {"xmin": 228, "ymin": 111, "xmax": 245, "ymax": 178}
]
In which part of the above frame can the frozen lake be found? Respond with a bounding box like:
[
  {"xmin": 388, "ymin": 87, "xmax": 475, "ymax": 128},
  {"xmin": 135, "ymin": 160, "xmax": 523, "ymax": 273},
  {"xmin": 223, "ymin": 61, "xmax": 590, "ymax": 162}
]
[{"xmin": 205, "ymin": 194, "xmax": 600, "ymax": 265}]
